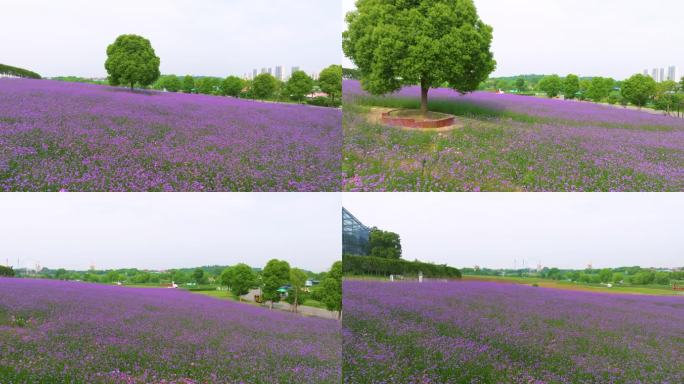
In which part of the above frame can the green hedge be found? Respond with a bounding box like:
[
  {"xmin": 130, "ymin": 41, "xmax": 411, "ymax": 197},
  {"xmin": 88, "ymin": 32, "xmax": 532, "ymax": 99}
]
[
  {"xmin": 0, "ymin": 64, "xmax": 41, "ymax": 79},
  {"xmin": 343, "ymin": 254, "xmax": 461, "ymax": 279}
]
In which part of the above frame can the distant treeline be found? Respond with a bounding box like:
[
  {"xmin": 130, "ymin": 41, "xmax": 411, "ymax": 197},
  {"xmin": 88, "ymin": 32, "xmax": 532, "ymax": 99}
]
[
  {"xmin": 343, "ymin": 254, "xmax": 462, "ymax": 279},
  {"xmin": 0, "ymin": 64, "xmax": 41, "ymax": 79},
  {"xmin": 462, "ymin": 266, "xmax": 684, "ymax": 286},
  {"xmin": 15, "ymin": 264, "xmax": 325, "ymax": 285}
]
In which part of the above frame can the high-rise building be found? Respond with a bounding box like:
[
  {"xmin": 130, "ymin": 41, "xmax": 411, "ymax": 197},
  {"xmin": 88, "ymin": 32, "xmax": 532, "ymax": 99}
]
[
  {"xmin": 267, "ymin": 67, "xmax": 273, "ymax": 75},
  {"xmin": 261, "ymin": 68, "xmax": 267, "ymax": 74},
  {"xmin": 253, "ymin": 69, "xmax": 257, "ymax": 79},
  {"xmin": 291, "ymin": 66, "xmax": 300, "ymax": 76},
  {"xmin": 275, "ymin": 66, "xmax": 284, "ymax": 81},
  {"xmin": 643, "ymin": 69, "xmax": 649, "ymax": 76},
  {"xmin": 659, "ymin": 68, "xmax": 665, "ymax": 83},
  {"xmin": 667, "ymin": 66, "xmax": 678, "ymax": 82},
  {"xmin": 652, "ymin": 68, "xmax": 659, "ymax": 82}
]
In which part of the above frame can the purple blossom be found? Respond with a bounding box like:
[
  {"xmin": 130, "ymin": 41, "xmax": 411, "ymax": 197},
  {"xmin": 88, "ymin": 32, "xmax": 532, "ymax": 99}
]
[
  {"xmin": 343, "ymin": 80, "xmax": 684, "ymax": 191},
  {"xmin": 0, "ymin": 79, "xmax": 342, "ymax": 191},
  {"xmin": 343, "ymin": 280, "xmax": 684, "ymax": 383},
  {"xmin": 0, "ymin": 278, "xmax": 341, "ymax": 383}
]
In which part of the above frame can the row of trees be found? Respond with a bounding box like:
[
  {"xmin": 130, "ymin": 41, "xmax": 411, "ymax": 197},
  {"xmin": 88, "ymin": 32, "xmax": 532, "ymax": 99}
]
[
  {"xmin": 0, "ymin": 63, "xmax": 41, "ymax": 79},
  {"xmin": 220, "ymin": 260, "xmax": 342, "ymax": 316},
  {"xmin": 151, "ymin": 65, "xmax": 342, "ymax": 106},
  {"xmin": 343, "ymin": 254, "xmax": 462, "ymax": 279},
  {"xmin": 531, "ymin": 73, "xmax": 684, "ymax": 114},
  {"xmin": 463, "ymin": 266, "xmax": 684, "ymax": 286},
  {"xmin": 0, "ymin": 266, "xmax": 15, "ymax": 277}
]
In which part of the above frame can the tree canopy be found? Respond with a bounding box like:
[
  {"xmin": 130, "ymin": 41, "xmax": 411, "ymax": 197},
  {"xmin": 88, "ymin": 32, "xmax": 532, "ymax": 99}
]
[
  {"xmin": 221, "ymin": 76, "xmax": 244, "ymax": 97},
  {"xmin": 285, "ymin": 71, "xmax": 314, "ymax": 101},
  {"xmin": 318, "ymin": 65, "xmax": 342, "ymax": 103},
  {"xmin": 261, "ymin": 259, "xmax": 290, "ymax": 308},
  {"xmin": 563, "ymin": 74, "xmax": 580, "ymax": 99},
  {"xmin": 0, "ymin": 265, "xmax": 15, "ymax": 277},
  {"xmin": 539, "ymin": 75, "xmax": 562, "ymax": 98},
  {"xmin": 621, "ymin": 74, "xmax": 657, "ymax": 108},
  {"xmin": 105, "ymin": 34, "xmax": 160, "ymax": 91},
  {"xmin": 320, "ymin": 261, "xmax": 342, "ymax": 317},
  {"xmin": 368, "ymin": 228, "xmax": 402, "ymax": 259},
  {"xmin": 222, "ymin": 264, "xmax": 257, "ymax": 300},
  {"xmin": 251, "ymin": 73, "xmax": 278, "ymax": 99},
  {"xmin": 343, "ymin": 0, "xmax": 496, "ymax": 113}
]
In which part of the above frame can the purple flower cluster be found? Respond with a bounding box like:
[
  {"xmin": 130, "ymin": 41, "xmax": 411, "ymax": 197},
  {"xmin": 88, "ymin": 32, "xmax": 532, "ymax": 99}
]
[
  {"xmin": 0, "ymin": 278, "xmax": 341, "ymax": 383},
  {"xmin": 343, "ymin": 80, "xmax": 684, "ymax": 191},
  {"xmin": 0, "ymin": 79, "xmax": 341, "ymax": 191},
  {"xmin": 343, "ymin": 280, "xmax": 684, "ymax": 383}
]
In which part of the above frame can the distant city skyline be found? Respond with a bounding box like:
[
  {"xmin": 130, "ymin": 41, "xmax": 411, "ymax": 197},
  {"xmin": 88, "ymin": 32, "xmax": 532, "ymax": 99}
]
[
  {"xmin": 342, "ymin": 193, "xmax": 684, "ymax": 270},
  {"xmin": 342, "ymin": 0, "xmax": 684, "ymax": 81},
  {"xmin": 0, "ymin": 0, "xmax": 342, "ymax": 78}
]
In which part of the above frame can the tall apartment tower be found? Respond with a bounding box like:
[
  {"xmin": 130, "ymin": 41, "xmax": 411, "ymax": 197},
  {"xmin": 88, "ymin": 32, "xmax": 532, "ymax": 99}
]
[
  {"xmin": 253, "ymin": 69, "xmax": 257, "ymax": 79},
  {"xmin": 659, "ymin": 68, "xmax": 665, "ymax": 83},
  {"xmin": 652, "ymin": 68, "xmax": 659, "ymax": 82},
  {"xmin": 275, "ymin": 66, "xmax": 284, "ymax": 81},
  {"xmin": 291, "ymin": 66, "xmax": 300, "ymax": 76},
  {"xmin": 261, "ymin": 68, "xmax": 267, "ymax": 74},
  {"xmin": 643, "ymin": 69, "xmax": 649, "ymax": 76},
  {"xmin": 667, "ymin": 66, "xmax": 678, "ymax": 81}
]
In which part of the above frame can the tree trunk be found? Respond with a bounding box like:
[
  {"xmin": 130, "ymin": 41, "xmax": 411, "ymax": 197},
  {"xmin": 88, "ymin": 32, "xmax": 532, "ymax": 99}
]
[
  {"xmin": 130, "ymin": 83, "xmax": 134, "ymax": 92},
  {"xmin": 420, "ymin": 77, "xmax": 429, "ymax": 115},
  {"xmin": 293, "ymin": 295, "xmax": 298, "ymax": 313},
  {"xmin": 269, "ymin": 301, "xmax": 273, "ymax": 310}
]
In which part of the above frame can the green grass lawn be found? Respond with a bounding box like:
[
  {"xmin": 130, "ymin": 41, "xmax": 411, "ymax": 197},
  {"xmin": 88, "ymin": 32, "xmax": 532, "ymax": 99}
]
[{"xmin": 462, "ymin": 275, "xmax": 681, "ymax": 296}]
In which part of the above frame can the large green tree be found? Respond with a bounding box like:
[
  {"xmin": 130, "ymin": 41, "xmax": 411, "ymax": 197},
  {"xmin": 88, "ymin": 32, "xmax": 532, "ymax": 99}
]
[
  {"xmin": 251, "ymin": 73, "xmax": 278, "ymax": 99},
  {"xmin": 261, "ymin": 259, "xmax": 290, "ymax": 309},
  {"xmin": 288, "ymin": 268, "xmax": 308, "ymax": 313},
  {"xmin": 223, "ymin": 264, "xmax": 257, "ymax": 300},
  {"xmin": 318, "ymin": 64, "xmax": 342, "ymax": 103},
  {"xmin": 368, "ymin": 228, "xmax": 402, "ymax": 259},
  {"xmin": 285, "ymin": 71, "xmax": 314, "ymax": 101},
  {"xmin": 586, "ymin": 77, "xmax": 614, "ymax": 102},
  {"xmin": 343, "ymin": 0, "xmax": 496, "ymax": 114},
  {"xmin": 105, "ymin": 34, "xmax": 160, "ymax": 91},
  {"xmin": 621, "ymin": 74, "xmax": 656, "ymax": 108},
  {"xmin": 221, "ymin": 76, "xmax": 244, "ymax": 97},
  {"xmin": 181, "ymin": 75, "xmax": 195, "ymax": 93},
  {"xmin": 538, "ymin": 75, "xmax": 562, "ymax": 98},
  {"xmin": 563, "ymin": 74, "xmax": 580, "ymax": 99},
  {"xmin": 320, "ymin": 261, "xmax": 342, "ymax": 319},
  {"xmin": 0, "ymin": 265, "xmax": 15, "ymax": 277}
]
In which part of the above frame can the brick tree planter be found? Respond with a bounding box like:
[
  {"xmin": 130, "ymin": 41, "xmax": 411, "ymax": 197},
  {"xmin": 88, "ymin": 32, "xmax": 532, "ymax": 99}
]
[{"xmin": 381, "ymin": 109, "xmax": 456, "ymax": 129}]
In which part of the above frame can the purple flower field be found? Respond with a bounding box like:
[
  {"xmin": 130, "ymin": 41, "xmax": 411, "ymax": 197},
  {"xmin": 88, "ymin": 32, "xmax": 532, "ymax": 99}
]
[
  {"xmin": 344, "ymin": 80, "xmax": 684, "ymax": 191},
  {"xmin": 0, "ymin": 79, "xmax": 341, "ymax": 191},
  {"xmin": 0, "ymin": 278, "xmax": 341, "ymax": 383},
  {"xmin": 343, "ymin": 280, "xmax": 684, "ymax": 384}
]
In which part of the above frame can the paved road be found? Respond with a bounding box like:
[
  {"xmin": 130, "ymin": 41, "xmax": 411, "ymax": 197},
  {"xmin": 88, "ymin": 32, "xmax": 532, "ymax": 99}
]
[{"xmin": 240, "ymin": 288, "xmax": 339, "ymax": 320}]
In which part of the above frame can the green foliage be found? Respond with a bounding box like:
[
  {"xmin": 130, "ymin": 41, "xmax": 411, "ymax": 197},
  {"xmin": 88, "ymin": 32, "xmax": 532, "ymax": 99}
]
[
  {"xmin": 621, "ymin": 74, "xmax": 657, "ymax": 107},
  {"xmin": 343, "ymin": 0, "xmax": 496, "ymax": 112},
  {"xmin": 196, "ymin": 77, "xmax": 221, "ymax": 95},
  {"xmin": 156, "ymin": 75, "xmax": 181, "ymax": 92},
  {"xmin": 586, "ymin": 77, "xmax": 615, "ymax": 102},
  {"xmin": 0, "ymin": 63, "xmax": 41, "ymax": 79},
  {"xmin": 262, "ymin": 259, "xmax": 290, "ymax": 306},
  {"xmin": 0, "ymin": 265, "xmax": 15, "ymax": 277},
  {"xmin": 285, "ymin": 71, "xmax": 314, "ymax": 101},
  {"xmin": 343, "ymin": 254, "xmax": 462, "ymax": 279},
  {"xmin": 318, "ymin": 65, "xmax": 342, "ymax": 102},
  {"xmin": 288, "ymin": 268, "xmax": 308, "ymax": 311},
  {"xmin": 342, "ymin": 67, "xmax": 361, "ymax": 80},
  {"xmin": 105, "ymin": 34, "xmax": 160, "ymax": 90},
  {"xmin": 368, "ymin": 228, "xmax": 402, "ymax": 259},
  {"xmin": 192, "ymin": 268, "xmax": 205, "ymax": 284},
  {"xmin": 251, "ymin": 73, "xmax": 278, "ymax": 99},
  {"xmin": 181, "ymin": 75, "xmax": 195, "ymax": 93},
  {"xmin": 222, "ymin": 264, "xmax": 257, "ymax": 299},
  {"xmin": 220, "ymin": 76, "xmax": 244, "ymax": 97},
  {"xmin": 320, "ymin": 261, "xmax": 342, "ymax": 315},
  {"xmin": 563, "ymin": 74, "xmax": 580, "ymax": 99},
  {"xmin": 515, "ymin": 78, "xmax": 526, "ymax": 92},
  {"xmin": 538, "ymin": 75, "xmax": 562, "ymax": 98}
]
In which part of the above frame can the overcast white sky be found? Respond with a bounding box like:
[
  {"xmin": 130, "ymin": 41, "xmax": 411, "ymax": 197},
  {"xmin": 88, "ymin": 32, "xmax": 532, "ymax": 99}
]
[
  {"xmin": 343, "ymin": 193, "xmax": 684, "ymax": 270},
  {"xmin": 0, "ymin": 0, "xmax": 342, "ymax": 78},
  {"xmin": 342, "ymin": 0, "xmax": 684, "ymax": 80},
  {"xmin": 0, "ymin": 193, "xmax": 341, "ymax": 272}
]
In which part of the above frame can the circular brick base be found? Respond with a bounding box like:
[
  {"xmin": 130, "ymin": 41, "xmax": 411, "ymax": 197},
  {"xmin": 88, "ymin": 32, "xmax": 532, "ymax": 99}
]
[{"xmin": 381, "ymin": 109, "xmax": 456, "ymax": 129}]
